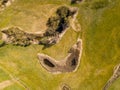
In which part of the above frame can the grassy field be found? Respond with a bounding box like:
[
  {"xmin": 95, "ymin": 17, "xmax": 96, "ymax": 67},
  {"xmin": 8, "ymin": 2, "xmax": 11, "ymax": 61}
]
[
  {"xmin": 4, "ymin": 83, "xmax": 26, "ymax": 90},
  {"xmin": 0, "ymin": 68, "xmax": 10, "ymax": 82},
  {"xmin": 0, "ymin": 0, "xmax": 120, "ymax": 90},
  {"xmin": 109, "ymin": 77, "xmax": 120, "ymax": 90}
]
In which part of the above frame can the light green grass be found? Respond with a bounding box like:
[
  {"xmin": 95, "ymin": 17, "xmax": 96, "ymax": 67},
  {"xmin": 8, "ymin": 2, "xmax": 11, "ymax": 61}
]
[
  {"xmin": 0, "ymin": 0, "xmax": 120, "ymax": 90},
  {"xmin": 108, "ymin": 77, "xmax": 120, "ymax": 90},
  {"xmin": 0, "ymin": 68, "xmax": 10, "ymax": 82}
]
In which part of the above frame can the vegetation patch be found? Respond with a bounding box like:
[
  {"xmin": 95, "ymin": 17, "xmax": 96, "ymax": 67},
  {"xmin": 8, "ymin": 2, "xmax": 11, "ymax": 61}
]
[
  {"xmin": 103, "ymin": 64, "xmax": 120, "ymax": 90},
  {"xmin": 38, "ymin": 39, "xmax": 82, "ymax": 73},
  {"xmin": 1, "ymin": 27, "xmax": 43, "ymax": 46},
  {"xmin": 40, "ymin": 6, "xmax": 78, "ymax": 47},
  {"xmin": 0, "ymin": 68, "xmax": 10, "ymax": 82},
  {"xmin": 1, "ymin": 6, "xmax": 78, "ymax": 47}
]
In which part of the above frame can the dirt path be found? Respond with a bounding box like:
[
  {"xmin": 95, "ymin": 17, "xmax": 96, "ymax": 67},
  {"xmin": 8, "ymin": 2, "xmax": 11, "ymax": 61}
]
[
  {"xmin": 10, "ymin": 76, "xmax": 30, "ymax": 90},
  {"xmin": 70, "ymin": 9, "xmax": 81, "ymax": 32},
  {"xmin": 0, "ymin": 80, "xmax": 14, "ymax": 89},
  {"xmin": 103, "ymin": 64, "xmax": 120, "ymax": 90},
  {"xmin": 0, "ymin": 65, "xmax": 29, "ymax": 90}
]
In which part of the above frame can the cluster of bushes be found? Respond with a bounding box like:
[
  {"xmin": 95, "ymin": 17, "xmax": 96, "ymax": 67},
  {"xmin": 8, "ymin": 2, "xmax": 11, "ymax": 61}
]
[
  {"xmin": 1, "ymin": 6, "xmax": 77, "ymax": 47},
  {"xmin": 40, "ymin": 6, "xmax": 77, "ymax": 47},
  {"xmin": 44, "ymin": 6, "xmax": 76, "ymax": 36},
  {"xmin": 2, "ymin": 27, "xmax": 42, "ymax": 46}
]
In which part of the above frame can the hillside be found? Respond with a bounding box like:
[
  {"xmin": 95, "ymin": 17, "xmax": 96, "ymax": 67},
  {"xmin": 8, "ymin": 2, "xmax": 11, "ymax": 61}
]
[{"xmin": 0, "ymin": 0, "xmax": 120, "ymax": 90}]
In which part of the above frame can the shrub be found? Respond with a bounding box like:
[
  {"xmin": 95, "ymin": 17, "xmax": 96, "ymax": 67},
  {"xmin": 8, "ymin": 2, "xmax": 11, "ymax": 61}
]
[
  {"xmin": 45, "ymin": 16, "xmax": 60, "ymax": 36},
  {"xmin": 45, "ymin": 6, "xmax": 72, "ymax": 36},
  {"xmin": 56, "ymin": 6, "xmax": 70, "ymax": 18}
]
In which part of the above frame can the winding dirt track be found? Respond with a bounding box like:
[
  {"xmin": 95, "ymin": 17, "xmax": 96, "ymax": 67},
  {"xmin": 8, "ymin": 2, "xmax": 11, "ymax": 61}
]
[{"xmin": 103, "ymin": 64, "xmax": 120, "ymax": 90}]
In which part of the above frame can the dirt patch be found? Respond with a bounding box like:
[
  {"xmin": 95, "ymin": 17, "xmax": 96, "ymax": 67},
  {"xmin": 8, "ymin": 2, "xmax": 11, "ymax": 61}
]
[
  {"xmin": 39, "ymin": 6, "xmax": 78, "ymax": 47},
  {"xmin": 38, "ymin": 39, "xmax": 82, "ymax": 74}
]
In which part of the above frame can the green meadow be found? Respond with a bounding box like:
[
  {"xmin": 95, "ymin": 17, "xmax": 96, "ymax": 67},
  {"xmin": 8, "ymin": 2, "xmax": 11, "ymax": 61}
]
[
  {"xmin": 0, "ymin": 68, "xmax": 10, "ymax": 82},
  {"xmin": 0, "ymin": 0, "xmax": 120, "ymax": 90},
  {"xmin": 109, "ymin": 77, "xmax": 120, "ymax": 90}
]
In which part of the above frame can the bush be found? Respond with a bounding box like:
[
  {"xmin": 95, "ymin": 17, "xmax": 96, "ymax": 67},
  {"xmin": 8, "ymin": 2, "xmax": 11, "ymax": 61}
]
[
  {"xmin": 2, "ymin": 27, "xmax": 31, "ymax": 46},
  {"xmin": 56, "ymin": 6, "xmax": 70, "ymax": 18},
  {"xmin": 45, "ymin": 6, "xmax": 72, "ymax": 36},
  {"xmin": 46, "ymin": 17, "xmax": 60, "ymax": 28}
]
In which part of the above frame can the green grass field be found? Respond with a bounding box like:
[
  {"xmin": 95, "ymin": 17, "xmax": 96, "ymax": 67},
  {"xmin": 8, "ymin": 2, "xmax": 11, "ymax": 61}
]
[
  {"xmin": 0, "ymin": 68, "xmax": 10, "ymax": 82},
  {"xmin": 4, "ymin": 83, "xmax": 26, "ymax": 90},
  {"xmin": 0, "ymin": 0, "xmax": 120, "ymax": 90},
  {"xmin": 109, "ymin": 77, "xmax": 120, "ymax": 90}
]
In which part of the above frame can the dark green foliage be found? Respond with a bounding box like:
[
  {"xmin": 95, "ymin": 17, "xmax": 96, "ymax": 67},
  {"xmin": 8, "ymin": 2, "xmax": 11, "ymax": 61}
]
[
  {"xmin": 40, "ymin": 6, "xmax": 77, "ymax": 46},
  {"xmin": 45, "ymin": 16, "xmax": 60, "ymax": 36},
  {"xmin": 46, "ymin": 16, "xmax": 60, "ymax": 29},
  {"xmin": 1, "ymin": 27, "xmax": 42, "ymax": 46},
  {"xmin": 56, "ymin": 6, "xmax": 70, "ymax": 18},
  {"xmin": 44, "ymin": 6, "xmax": 74, "ymax": 37},
  {"xmin": 2, "ymin": 27, "xmax": 30, "ymax": 46}
]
